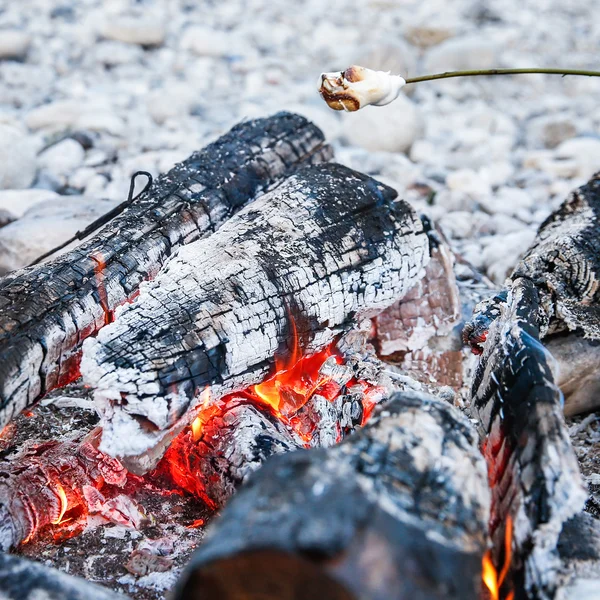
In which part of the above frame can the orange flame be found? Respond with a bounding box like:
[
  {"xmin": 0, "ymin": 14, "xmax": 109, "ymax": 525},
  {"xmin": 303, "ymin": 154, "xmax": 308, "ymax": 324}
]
[
  {"xmin": 482, "ymin": 515, "xmax": 514, "ymax": 600},
  {"xmin": 251, "ymin": 317, "xmax": 342, "ymax": 429},
  {"xmin": 51, "ymin": 483, "xmax": 68, "ymax": 525},
  {"xmin": 191, "ymin": 387, "xmax": 212, "ymax": 442}
]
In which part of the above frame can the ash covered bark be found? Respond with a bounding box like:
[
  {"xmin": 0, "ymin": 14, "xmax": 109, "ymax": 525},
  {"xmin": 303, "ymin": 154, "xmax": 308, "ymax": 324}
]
[
  {"xmin": 471, "ymin": 278, "xmax": 586, "ymax": 600},
  {"xmin": 0, "ymin": 112, "xmax": 331, "ymax": 432},
  {"xmin": 465, "ymin": 174, "xmax": 600, "ymax": 413},
  {"xmin": 0, "ymin": 552, "xmax": 127, "ymax": 600},
  {"xmin": 174, "ymin": 391, "xmax": 490, "ymax": 600},
  {"xmin": 510, "ymin": 173, "xmax": 600, "ymax": 339},
  {"xmin": 82, "ymin": 163, "xmax": 429, "ymax": 468}
]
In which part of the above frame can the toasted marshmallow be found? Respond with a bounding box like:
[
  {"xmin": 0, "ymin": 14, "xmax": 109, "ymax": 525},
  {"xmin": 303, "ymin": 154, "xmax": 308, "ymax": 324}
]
[{"xmin": 319, "ymin": 65, "xmax": 406, "ymax": 111}]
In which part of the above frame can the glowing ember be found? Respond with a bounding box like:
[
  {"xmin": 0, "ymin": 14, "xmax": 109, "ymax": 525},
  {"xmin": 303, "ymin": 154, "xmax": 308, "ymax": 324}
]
[
  {"xmin": 13, "ymin": 325, "xmax": 384, "ymax": 546},
  {"xmin": 50, "ymin": 483, "xmax": 68, "ymax": 525},
  {"xmin": 482, "ymin": 515, "xmax": 514, "ymax": 600},
  {"xmin": 186, "ymin": 518, "xmax": 205, "ymax": 529}
]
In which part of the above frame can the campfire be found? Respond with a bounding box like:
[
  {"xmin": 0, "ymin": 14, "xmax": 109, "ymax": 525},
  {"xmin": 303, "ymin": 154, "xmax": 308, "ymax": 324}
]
[{"xmin": 0, "ymin": 113, "xmax": 598, "ymax": 600}]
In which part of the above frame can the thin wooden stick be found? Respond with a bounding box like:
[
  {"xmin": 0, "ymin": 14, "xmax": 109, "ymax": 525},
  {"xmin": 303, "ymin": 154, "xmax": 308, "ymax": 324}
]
[{"xmin": 404, "ymin": 67, "xmax": 600, "ymax": 85}]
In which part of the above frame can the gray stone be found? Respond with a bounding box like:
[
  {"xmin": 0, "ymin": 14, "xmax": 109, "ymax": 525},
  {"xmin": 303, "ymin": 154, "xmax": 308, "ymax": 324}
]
[
  {"xmin": 0, "ymin": 125, "xmax": 37, "ymax": 190},
  {"xmin": 0, "ymin": 30, "xmax": 31, "ymax": 60},
  {"xmin": 0, "ymin": 196, "xmax": 118, "ymax": 273},
  {"xmin": 100, "ymin": 16, "xmax": 165, "ymax": 47},
  {"xmin": 0, "ymin": 189, "xmax": 60, "ymax": 219}
]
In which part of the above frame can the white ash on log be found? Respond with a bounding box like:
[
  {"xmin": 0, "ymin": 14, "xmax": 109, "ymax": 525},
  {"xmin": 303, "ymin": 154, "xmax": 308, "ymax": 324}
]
[
  {"xmin": 0, "ymin": 112, "xmax": 331, "ymax": 432},
  {"xmin": 82, "ymin": 163, "xmax": 430, "ymax": 471},
  {"xmin": 374, "ymin": 223, "xmax": 464, "ymax": 389},
  {"xmin": 465, "ymin": 173, "xmax": 600, "ymax": 414},
  {"xmin": 469, "ymin": 277, "xmax": 587, "ymax": 600},
  {"xmin": 0, "ymin": 552, "xmax": 127, "ymax": 600},
  {"xmin": 174, "ymin": 391, "xmax": 491, "ymax": 600}
]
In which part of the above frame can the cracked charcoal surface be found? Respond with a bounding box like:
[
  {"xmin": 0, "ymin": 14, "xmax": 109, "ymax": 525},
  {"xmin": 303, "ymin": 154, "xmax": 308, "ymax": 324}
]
[
  {"xmin": 175, "ymin": 391, "xmax": 490, "ymax": 600},
  {"xmin": 0, "ymin": 112, "xmax": 331, "ymax": 433},
  {"xmin": 82, "ymin": 163, "xmax": 429, "ymax": 465},
  {"xmin": 471, "ymin": 277, "xmax": 586, "ymax": 600}
]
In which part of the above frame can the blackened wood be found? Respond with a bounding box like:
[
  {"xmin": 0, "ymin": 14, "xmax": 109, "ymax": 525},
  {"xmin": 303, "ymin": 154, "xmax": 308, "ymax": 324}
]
[
  {"xmin": 0, "ymin": 112, "xmax": 331, "ymax": 432},
  {"xmin": 471, "ymin": 277, "xmax": 586, "ymax": 600},
  {"xmin": 82, "ymin": 163, "xmax": 430, "ymax": 470},
  {"xmin": 510, "ymin": 173, "xmax": 600, "ymax": 339},
  {"xmin": 174, "ymin": 391, "xmax": 490, "ymax": 600},
  {"xmin": 465, "ymin": 173, "xmax": 600, "ymax": 355},
  {"xmin": 0, "ymin": 551, "xmax": 127, "ymax": 600}
]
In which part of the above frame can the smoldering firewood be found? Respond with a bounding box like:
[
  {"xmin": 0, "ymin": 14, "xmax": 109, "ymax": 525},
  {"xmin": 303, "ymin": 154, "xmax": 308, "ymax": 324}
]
[
  {"xmin": 0, "ymin": 112, "xmax": 331, "ymax": 432},
  {"xmin": 375, "ymin": 224, "xmax": 464, "ymax": 388},
  {"xmin": 159, "ymin": 339, "xmax": 393, "ymax": 508},
  {"xmin": 82, "ymin": 163, "xmax": 430, "ymax": 471},
  {"xmin": 0, "ymin": 552, "xmax": 127, "ymax": 600},
  {"xmin": 464, "ymin": 174, "xmax": 600, "ymax": 414},
  {"xmin": 174, "ymin": 391, "xmax": 490, "ymax": 600},
  {"xmin": 0, "ymin": 428, "xmax": 128, "ymax": 550},
  {"xmin": 159, "ymin": 398, "xmax": 300, "ymax": 509},
  {"xmin": 555, "ymin": 512, "xmax": 600, "ymax": 600},
  {"xmin": 471, "ymin": 277, "xmax": 587, "ymax": 600}
]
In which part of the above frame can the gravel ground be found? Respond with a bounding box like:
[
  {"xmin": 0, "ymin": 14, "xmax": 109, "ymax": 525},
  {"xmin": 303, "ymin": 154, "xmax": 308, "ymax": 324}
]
[{"xmin": 0, "ymin": 0, "xmax": 599, "ymax": 278}]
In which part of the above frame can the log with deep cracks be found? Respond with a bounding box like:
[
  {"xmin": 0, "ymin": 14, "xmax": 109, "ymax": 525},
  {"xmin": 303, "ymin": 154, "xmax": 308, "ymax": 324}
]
[
  {"xmin": 0, "ymin": 112, "xmax": 331, "ymax": 432},
  {"xmin": 81, "ymin": 163, "xmax": 430, "ymax": 472},
  {"xmin": 471, "ymin": 277, "xmax": 586, "ymax": 600}
]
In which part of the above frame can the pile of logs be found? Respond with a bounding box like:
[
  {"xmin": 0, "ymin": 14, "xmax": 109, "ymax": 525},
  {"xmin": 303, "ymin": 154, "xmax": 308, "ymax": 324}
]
[{"xmin": 0, "ymin": 113, "xmax": 598, "ymax": 600}]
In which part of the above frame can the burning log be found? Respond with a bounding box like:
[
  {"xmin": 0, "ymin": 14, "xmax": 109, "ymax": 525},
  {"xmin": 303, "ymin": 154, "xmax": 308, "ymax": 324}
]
[
  {"xmin": 0, "ymin": 427, "xmax": 129, "ymax": 550},
  {"xmin": 0, "ymin": 552, "xmax": 126, "ymax": 600},
  {"xmin": 0, "ymin": 334, "xmax": 389, "ymax": 547},
  {"xmin": 173, "ymin": 391, "xmax": 491, "ymax": 600},
  {"xmin": 82, "ymin": 163, "xmax": 430, "ymax": 471},
  {"xmin": 0, "ymin": 112, "xmax": 331, "ymax": 432},
  {"xmin": 470, "ymin": 277, "xmax": 587, "ymax": 600}
]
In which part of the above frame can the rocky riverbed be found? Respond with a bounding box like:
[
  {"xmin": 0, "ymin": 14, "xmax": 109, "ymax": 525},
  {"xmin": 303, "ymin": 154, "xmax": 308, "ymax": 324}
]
[{"xmin": 0, "ymin": 0, "xmax": 599, "ymax": 278}]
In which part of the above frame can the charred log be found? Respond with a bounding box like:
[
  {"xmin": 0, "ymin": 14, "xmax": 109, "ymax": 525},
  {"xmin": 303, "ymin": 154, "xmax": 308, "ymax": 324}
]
[
  {"xmin": 0, "ymin": 428, "xmax": 129, "ymax": 550},
  {"xmin": 471, "ymin": 277, "xmax": 586, "ymax": 600},
  {"xmin": 81, "ymin": 163, "xmax": 430, "ymax": 471},
  {"xmin": 510, "ymin": 173, "xmax": 600, "ymax": 340},
  {"xmin": 0, "ymin": 112, "xmax": 331, "ymax": 432},
  {"xmin": 174, "ymin": 391, "xmax": 490, "ymax": 600},
  {"xmin": 0, "ymin": 552, "xmax": 127, "ymax": 600}
]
